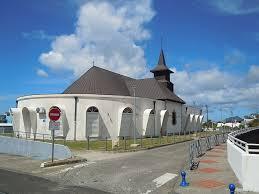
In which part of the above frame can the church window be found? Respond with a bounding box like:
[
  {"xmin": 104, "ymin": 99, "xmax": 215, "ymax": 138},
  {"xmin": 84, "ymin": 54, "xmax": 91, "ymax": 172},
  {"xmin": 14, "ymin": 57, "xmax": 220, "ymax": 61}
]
[{"xmin": 172, "ymin": 111, "xmax": 177, "ymax": 125}]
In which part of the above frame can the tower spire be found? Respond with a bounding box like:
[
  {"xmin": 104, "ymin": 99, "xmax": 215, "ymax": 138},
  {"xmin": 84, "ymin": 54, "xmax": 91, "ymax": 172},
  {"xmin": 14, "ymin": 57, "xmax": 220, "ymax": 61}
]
[
  {"xmin": 150, "ymin": 49, "xmax": 174, "ymax": 91},
  {"xmin": 150, "ymin": 49, "xmax": 172, "ymax": 73},
  {"xmin": 160, "ymin": 36, "xmax": 163, "ymax": 50}
]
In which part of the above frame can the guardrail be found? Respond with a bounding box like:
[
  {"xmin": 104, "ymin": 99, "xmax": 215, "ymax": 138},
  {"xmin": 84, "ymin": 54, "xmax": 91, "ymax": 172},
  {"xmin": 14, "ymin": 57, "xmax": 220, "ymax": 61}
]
[
  {"xmin": 189, "ymin": 132, "xmax": 228, "ymax": 170},
  {"xmin": 228, "ymin": 127, "xmax": 259, "ymax": 154}
]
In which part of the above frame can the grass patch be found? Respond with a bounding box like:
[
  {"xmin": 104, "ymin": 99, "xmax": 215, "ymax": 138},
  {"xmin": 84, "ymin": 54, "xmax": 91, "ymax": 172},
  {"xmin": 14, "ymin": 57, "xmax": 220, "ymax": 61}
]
[
  {"xmin": 51, "ymin": 135, "xmax": 194, "ymax": 151},
  {"xmin": 0, "ymin": 131, "xmax": 227, "ymax": 152}
]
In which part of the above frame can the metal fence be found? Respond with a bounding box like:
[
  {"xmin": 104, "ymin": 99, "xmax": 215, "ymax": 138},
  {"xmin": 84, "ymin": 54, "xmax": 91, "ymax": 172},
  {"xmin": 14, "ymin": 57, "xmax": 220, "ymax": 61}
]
[
  {"xmin": 0, "ymin": 130, "xmax": 52, "ymax": 141},
  {"xmin": 228, "ymin": 127, "xmax": 259, "ymax": 154},
  {"xmin": 189, "ymin": 132, "xmax": 228, "ymax": 170},
  {"xmin": 0, "ymin": 130, "xmax": 197, "ymax": 151}
]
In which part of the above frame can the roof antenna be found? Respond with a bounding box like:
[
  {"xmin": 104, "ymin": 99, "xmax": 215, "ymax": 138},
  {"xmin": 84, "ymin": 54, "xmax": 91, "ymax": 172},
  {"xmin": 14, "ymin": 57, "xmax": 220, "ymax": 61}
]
[{"xmin": 92, "ymin": 60, "xmax": 95, "ymax": 67}]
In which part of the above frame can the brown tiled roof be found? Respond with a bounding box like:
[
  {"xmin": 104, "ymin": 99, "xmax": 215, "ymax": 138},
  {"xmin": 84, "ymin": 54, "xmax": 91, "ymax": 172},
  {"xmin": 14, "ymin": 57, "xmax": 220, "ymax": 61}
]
[
  {"xmin": 63, "ymin": 66, "xmax": 134, "ymax": 96},
  {"xmin": 126, "ymin": 78, "xmax": 185, "ymax": 103},
  {"xmin": 63, "ymin": 66, "xmax": 185, "ymax": 104}
]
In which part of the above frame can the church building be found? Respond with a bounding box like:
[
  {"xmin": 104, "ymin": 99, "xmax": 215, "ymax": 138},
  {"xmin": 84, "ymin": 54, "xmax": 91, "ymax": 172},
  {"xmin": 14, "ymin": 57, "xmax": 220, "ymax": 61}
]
[{"xmin": 10, "ymin": 50, "xmax": 203, "ymax": 140}]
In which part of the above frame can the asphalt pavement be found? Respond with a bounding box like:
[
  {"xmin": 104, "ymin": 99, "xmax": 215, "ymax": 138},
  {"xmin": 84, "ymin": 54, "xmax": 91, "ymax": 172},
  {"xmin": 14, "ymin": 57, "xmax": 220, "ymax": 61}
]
[
  {"xmin": 49, "ymin": 141, "xmax": 190, "ymax": 194},
  {"xmin": 0, "ymin": 141, "xmax": 191, "ymax": 194},
  {"xmin": 0, "ymin": 168, "xmax": 109, "ymax": 194}
]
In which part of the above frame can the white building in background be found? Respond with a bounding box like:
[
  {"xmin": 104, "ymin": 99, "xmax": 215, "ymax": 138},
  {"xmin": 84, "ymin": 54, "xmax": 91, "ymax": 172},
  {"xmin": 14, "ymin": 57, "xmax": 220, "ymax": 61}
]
[
  {"xmin": 10, "ymin": 50, "xmax": 203, "ymax": 140},
  {"xmin": 217, "ymin": 122, "xmax": 241, "ymax": 128}
]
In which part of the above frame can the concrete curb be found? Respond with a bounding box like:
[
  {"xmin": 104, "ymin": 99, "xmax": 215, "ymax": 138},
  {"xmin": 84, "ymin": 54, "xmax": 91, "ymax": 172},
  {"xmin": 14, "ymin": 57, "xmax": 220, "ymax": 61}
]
[
  {"xmin": 40, "ymin": 157, "xmax": 87, "ymax": 168},
  {"xmin": 109, "ymin": 139, "xmax": 193, "ymax": 152},
  {"xmin": 73, "ymin": 139, "xmax": 193, "ymax": 154}
]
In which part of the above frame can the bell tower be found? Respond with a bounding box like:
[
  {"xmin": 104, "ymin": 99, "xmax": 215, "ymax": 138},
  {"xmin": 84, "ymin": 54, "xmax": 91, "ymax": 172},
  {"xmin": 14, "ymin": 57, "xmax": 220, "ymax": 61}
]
[{"xmin": 150, "ymin": 49, "xmax": 174, "ymax": 91}]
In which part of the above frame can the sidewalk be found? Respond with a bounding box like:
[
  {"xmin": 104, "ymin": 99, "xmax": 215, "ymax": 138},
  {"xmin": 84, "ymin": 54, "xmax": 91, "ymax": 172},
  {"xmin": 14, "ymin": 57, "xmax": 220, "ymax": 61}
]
[{"xmin": 175, "ymin": 143, "xmax": 258, "ymax": 194}]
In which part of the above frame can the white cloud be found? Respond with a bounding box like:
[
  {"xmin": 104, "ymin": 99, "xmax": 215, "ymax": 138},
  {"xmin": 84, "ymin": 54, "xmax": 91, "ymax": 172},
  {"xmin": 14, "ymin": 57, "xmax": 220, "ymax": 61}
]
[
  {"xmin": 224, "ymin": 49, "xmax": 246, "ymax": 65},
  {"xmin": 39, "ymin": 0, "xmax": 155, "ymax": 77},
  {"xmin": 22, "ymin": 30, "xmax": 55, "ymax": 40},
  {"xmin": 36, "ymin": 69, "xmax": 49, "ymax": 77},
  {"xmin": 171, "ymin": 65, "xmax": 259, "ymax": 110},
  {"xmin": 206, "ymin": 0, "xmax": 259, "ymax": 15},
  {"xmin": 247, "ymin": 65, "xmax": 259, "ymax": 83}
]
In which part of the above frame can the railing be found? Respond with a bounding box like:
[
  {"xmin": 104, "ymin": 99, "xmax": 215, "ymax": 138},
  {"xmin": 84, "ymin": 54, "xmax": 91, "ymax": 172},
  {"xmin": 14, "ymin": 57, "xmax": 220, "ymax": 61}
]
[
  {"xmin": 228, "ymin": 127, "xmax": 259, "ymax": 154},
  {"xmin": 0, "ymin": 130, "xmax": 53, "ymax": 141},
  {"xmin": 189, "ymin": 132, "xmax": 228, "ymax": 170}
]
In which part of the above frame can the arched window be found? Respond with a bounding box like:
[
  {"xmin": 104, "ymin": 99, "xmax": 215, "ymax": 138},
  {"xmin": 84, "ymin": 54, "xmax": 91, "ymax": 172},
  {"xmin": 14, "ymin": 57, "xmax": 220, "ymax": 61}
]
[
  {"xmin": 172, "ymin": 111, "xmax": 177, "ymax": 125},
  {"xmin": 123, "ymin": 107, "xmax": 133, "ymax": 113},
  {"xmin": 86, "ymin": 106, "xmax": 99, "ymax": 138},
  {"xmin": 87, "ymin": 106, "xmax": 99, "ymax": 112}
]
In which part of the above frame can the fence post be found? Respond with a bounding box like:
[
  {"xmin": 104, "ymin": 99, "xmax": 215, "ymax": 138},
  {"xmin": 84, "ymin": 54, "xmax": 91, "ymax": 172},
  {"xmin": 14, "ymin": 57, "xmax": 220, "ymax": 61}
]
[
  {"xmin": 87, "ymin": 136, "xmax": 90, "ymax": 150},
  {"xmin": 124, "ymin": 137, "xmax": 126, "ymax": 150},
  {"xmin": 105, "ymin": 137, "xmax": 108, "ymax": 151}
]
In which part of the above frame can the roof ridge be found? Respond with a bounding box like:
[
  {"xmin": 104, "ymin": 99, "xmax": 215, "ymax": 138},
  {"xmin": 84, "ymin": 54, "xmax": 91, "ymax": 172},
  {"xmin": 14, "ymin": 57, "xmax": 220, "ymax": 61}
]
[{"xmin": 92, "ymin": 66, "xmax": 135, "ymax": 80}]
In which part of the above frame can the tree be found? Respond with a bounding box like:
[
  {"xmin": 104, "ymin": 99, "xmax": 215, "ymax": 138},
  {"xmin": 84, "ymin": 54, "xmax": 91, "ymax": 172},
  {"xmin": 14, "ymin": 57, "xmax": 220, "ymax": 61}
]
[
  {"xmin": 248, "ymin": 119, "xmax": 259, "ymax": 127},
  {"xmin": 0, "ymin": 115, "xmax": 7, "ymax": 123}
]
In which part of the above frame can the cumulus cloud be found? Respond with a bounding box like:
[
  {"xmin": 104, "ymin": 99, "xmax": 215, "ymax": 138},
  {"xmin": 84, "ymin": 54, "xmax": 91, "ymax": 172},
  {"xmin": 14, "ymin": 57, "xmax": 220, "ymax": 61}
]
[
  {"xmin": 39, "ymin": 0, "xmax": 155, "ymax": 77},
  {"xmin": 22, "ymin": 30, "xmax": 55, "ymax": 41},
  {"xmin": 247, "ymin": 65, "xmax": 259, "ymax": 83},
  {"xmin": 224, "ymin": 49, "xmax": 246, "ymax": 65},
  {"xmin": 36, "ymin": 69, "xmax": 49, "ymax": 77},
  {"xmin": 206, "ymin": 0, "xmax": 259, "ymax": 15},
  {"xmin": 171, "ymin": 65, "xmax": 259, "ymax": 110}
]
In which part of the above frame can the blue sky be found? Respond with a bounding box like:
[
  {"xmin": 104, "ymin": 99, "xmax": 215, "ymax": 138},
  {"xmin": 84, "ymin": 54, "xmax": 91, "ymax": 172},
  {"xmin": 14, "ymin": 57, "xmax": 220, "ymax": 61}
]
[{"xmin": 0, "ymin": 0, "xmax": 258, "ymax": 121}]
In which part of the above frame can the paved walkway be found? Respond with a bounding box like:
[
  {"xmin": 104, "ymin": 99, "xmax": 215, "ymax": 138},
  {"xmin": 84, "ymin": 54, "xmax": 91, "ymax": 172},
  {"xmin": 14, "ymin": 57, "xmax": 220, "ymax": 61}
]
[{"xmin": 175, "ymin": 143, "xmax": 258, "ymax": 194}]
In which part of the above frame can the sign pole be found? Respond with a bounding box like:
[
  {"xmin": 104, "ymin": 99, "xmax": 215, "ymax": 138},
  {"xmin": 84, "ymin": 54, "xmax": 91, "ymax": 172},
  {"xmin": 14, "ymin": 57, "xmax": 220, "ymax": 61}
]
[
  {"xmin": 48, "ymin": 106, "xmax": 61, "ymax": 163},
  {"xmin": 51, "ymin": 129, "xmax": 55, "ymax": 163}
]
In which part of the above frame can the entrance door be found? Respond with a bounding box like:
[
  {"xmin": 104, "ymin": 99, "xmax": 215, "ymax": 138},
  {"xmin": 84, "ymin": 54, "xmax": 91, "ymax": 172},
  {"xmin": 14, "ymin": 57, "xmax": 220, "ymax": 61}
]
[
  {"xmin": 146, "ymin": 114, "xmax": 155, "ymax": 136},
  {"xmin": 120, "ymin": 107, "xmax": 133, "ymax": 137},
  {"xmin": 86, "ymin": 107, "xmax": 99, "ymax": 138}
]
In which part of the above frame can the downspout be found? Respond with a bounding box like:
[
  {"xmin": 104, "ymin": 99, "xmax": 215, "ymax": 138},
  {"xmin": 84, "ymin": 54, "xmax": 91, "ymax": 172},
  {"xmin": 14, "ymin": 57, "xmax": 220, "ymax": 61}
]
[
  {"xmin": 153, "ymin": 101, "xmax": 156, "ymax": 136},
  {"xmin": 180, "ymin": 104, "xmax": 185, "ymax": 134},
  {"xmin": 163, "ymin": 100, "xmax": 167, "ymax": 135},
  {"xmin": 74, "ymin": 96, "xmax": 78, "ymax": 141}
]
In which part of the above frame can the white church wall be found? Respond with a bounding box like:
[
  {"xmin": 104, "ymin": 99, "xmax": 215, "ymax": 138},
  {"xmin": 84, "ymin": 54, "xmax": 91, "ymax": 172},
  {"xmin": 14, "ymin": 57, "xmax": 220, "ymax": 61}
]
[
  {"xmin": 165, "ymin": 101, "xmax": 182, "ymax": 134},
  {"xmin": 17, "ymin": 95, "xmax": 75, "ymax": 139},
  {"xmin": 14, "ymin": 94, "xmax": 202, "ymax": 140}
]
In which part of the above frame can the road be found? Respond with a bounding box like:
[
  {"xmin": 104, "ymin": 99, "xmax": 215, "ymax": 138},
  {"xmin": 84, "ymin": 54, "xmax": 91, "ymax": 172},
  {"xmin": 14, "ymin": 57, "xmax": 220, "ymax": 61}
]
[
  {"xmin": 0, "ymin": 141, "xmax": 190, "ymax": 194},
  {"xmin": 0, "ymin": 168, "xmax": 109, "ymax": 194},
  {"xmin": 49, "ymin": 142, "xmax": 190, "ymax": 194}
]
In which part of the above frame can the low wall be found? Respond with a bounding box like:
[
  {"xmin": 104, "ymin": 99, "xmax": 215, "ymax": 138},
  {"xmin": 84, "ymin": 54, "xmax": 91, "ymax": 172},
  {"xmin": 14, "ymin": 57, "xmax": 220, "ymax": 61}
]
[
  {"xmin": 0, "ymin": 136, "xmax": 72, "ymax": 160},
  {"xmin": 227, "ymin": 139, "xmax": 259, "ymax": 192}
]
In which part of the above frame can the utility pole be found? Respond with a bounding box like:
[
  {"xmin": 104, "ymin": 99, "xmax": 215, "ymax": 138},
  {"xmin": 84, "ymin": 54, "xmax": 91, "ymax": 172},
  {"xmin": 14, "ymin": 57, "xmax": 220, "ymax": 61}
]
[
  {"xmin": 231, "ymin": 110, "xmax": 233, "ymax": 131},
  {"xmin": 133, "ymin": 85, "xmax": 136, "ymax": 144},
  {"xmin": 206, "ymin": 105, "xmax": 209, "ymax": 130},
  {"xmin": 220, "ymin": 106, "xmax": 223, "ymax": 131}
]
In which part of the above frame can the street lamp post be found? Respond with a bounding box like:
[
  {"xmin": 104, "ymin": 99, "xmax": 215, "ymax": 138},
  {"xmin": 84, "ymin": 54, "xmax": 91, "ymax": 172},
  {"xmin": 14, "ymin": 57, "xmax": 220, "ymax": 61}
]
[{"xmin": 133, "ymin": 86, "xmax": 136, "ymax": 144}]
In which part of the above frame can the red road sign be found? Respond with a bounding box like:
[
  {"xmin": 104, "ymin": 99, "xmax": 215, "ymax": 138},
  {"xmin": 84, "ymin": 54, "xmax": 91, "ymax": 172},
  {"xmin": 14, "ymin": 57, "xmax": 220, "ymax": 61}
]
[{"xmin": 48, "ymin": 106, "xmax": 61, "ymax": 121}]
